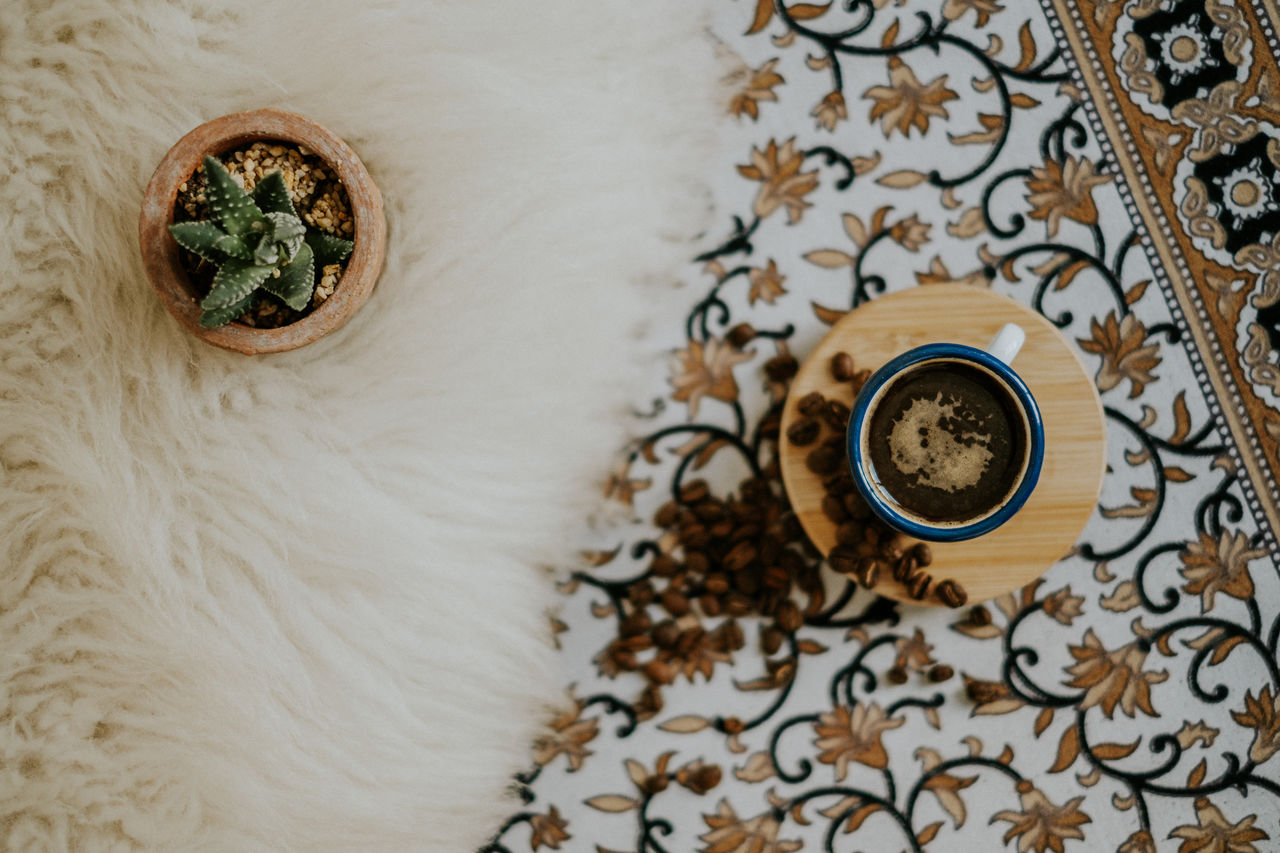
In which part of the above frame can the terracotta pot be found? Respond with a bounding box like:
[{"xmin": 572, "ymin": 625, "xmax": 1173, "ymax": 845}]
[{"xmin": 139, "ymin": 109, "xmax": 386, "ymax": 354}]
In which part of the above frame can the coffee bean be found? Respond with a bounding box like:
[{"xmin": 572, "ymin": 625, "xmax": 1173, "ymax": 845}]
[
  {"xmin": 699, "ymin": 593, "xmax": 722, "ymax": 617},
  {"xmin": 652, "ymin": 620, "xmax": 679, "ymax": 648},
  {"xmin": 854, "ymin": 558, "xmax": 880, "ymax": 588},
  {"xmin": 725, "ymin": 593, "xmax": 752, "ymax": 617},
  {"xmin": 892, "ymin": 556, "xmax": 917, "ymax": 582},
  {"xmin": 704, "ymin": 572, "xmax": 730, "ymax": 595},
  {"xmin": 805, "ymin": 445, "xmax": 839, "ymax": 475},
  {"xmin": 727, "ymin": 322, "xmax": 756, "ymax": 347},
  {"xmin": 798, "ymin": 391, "xmax": 826, "ymax": 417},
  {"xmin": 911, "ymin": 542, "xmax": 933, "ymax": 567},
  {"xmin": 761, "ymin": 626, "xmax": 784, "ymax": 655},
  {"xmin": 654, "ymin": 501, "xmax": 680, "ymax": 528},
  {"xmin": 785, "ymin": 416, "xmax": 820, "ymax": 447},
  {"xmin": 685, "ymin": 551, "xmax": 709, "ymax": 575},
  {"xmin": 830, "ymin": 352, "xmax": 856, "ymax": 382},
  {"xmin": 651, "ymin": 555, "xmax": 679, "ymax": 577},
  {"xmin": 680, "ymin": 524, "xmax": 710, "ymax": 549},
  {"xmin": 620, "ymin": 612, "xmax": 651, "ymax": 637},
  {"xmin": 661, "ymin": 590, "xmax": 690, "ymax": 616},
  {"xmin": 822, "ymin": 399, "xmax": 852, "ymax": 431},
  {"xmin": 880, "ymin": 542, "xmax": 904, "ymax": 562},
  {"xmin": 907, "ymin": 572, "xmax": 932, "ymax": 600},
  {"xmin": 644, "ymin": 658, "xmax": 675, "ymax": 685},
  {"xmin": 844, "ymin": 493, "xmax": 872, "ymax": 519},
  {"xmin": 762, "ymin": 565, "xmax": 790, "ymax": 590},
  {"xmin": 776, "ymin": 600, "xmax": 802, "ymax": 632},
  {"xmin": 820, "ymin": 495, "xmax": 847, "ymax": 525},
  {"xmin": 835, "ymin": 521, "xmax": 862, "ymax": 547},
  {"xmin": 734, "ymin": 570, "xmax": 761, "ymax": 596},
  {"xmin": 851, "ymin": 369, "xmax": 871, "ymax": 392},
  {"xmin": 758, "ymin": 412, "xmax": 781, "ymax": 440},
  {"xmin": 887, "ymin": 666, "xmax": 908, "ymax": 685},
  {"xmin": 723, "ymin": 541, "xmax": 758, "ymax": 572},
  {"xmin": 679, "ymin": 479, "xmax": 709, "ymax": 504},
  {"xmin": 927, "ymin": 664, "xmax": 955, "ymax": 683},
  {"xmin": 935, "ymin": 579, "xmax": 968, "ymax": 608},
  {"xmin": 764, "ymin": 353, "xmax": 798, "ymax": 382},
  {"xmin": 628, "ymin": 581, "xmax": 655, "ymax": 606},
  {"xmin": 709, "ymin": 519, "xmax": 735, "ymax": 539}
]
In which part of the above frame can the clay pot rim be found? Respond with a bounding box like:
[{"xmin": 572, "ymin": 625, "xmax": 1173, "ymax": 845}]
[{"xmin": 139, "ymin": 109, "xmax": 386, "ymax": 354}]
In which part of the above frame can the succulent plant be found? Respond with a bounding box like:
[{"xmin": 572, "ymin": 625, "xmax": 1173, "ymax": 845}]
[{"xmin": 168, "ymin": 155, "xmax": 354, "ymax": 328}]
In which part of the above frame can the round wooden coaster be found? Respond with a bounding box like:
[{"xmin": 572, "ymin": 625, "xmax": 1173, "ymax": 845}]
[{"xmin": 779, "ymin": 285, "xmax": 1106, "ymax": 605}]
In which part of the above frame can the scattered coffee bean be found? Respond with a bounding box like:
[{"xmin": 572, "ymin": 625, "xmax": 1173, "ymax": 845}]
[
  {"xmin": 727, "ymin": 322, "xmax": 756, "ymax": 347},
  {"xmin": 797, "ymin": 391, "xmax": 826, "ymax": 417},
  {"xmin": 821, "ymin": 494, "xmax": 848, "ymax": 524},
  {"xmin": 822, "ymin": 399, "xmax": 852, "ymax": 431},
  {"xmin": 835, "ymin": 521, "xmax": 862, "ymax": 547},
  {"xmin": 927, "ymin": 664, "xmax": 955, "ymax": 683},
  {"xmin": 620, "ymin": 612, "xmax": 651, "ymax": 637},
  {"xmin": 935, "ymin": 579, "xmax": 968, "ymax": 608},
  {"xmin": 651, "ymin": 555, "xmax": 678, "ymax": 577},
  {"xmin": 654, "ymin": 501, "xmax": 680, "ymax": 528},
  {"xmin": 892, "ymin": 556, "xmax": 917, "ymax": 583},
  {"xmin": 907, "ymin": 572, "xmax": 932, "ymax": 600},
  {"xmin": 887, "ymin": 666, "xmax": 908, "ymax": 685},
  {"xmin": 764, "ymin": 353, "xmax": 798, "ymax": 382},
  {"xmin": 725, "ymin": 593, "xmax": 752, "ymax": 617},
  {"xmin": 679, "ymin": 479, "xmax": 709, "ymax": 504},
  {"xmin": 762, "ymin": 565, "xmax": 790, "ymax": 590},
  {"xmin": 661, "ymin": 590, "xmax": 691, "ymax": 616},
  {"xmin": 699, "ymin": 593, "xmax": 722, "ymax": 617},
  {"xmin": 805, "ymin": 445, "xmax": 840, "ymax": 475},
  {"xmin": 776, "ymin": 600, "xmax": 803, "ymax": 632},
  {"xmin": 844, "ymin": 493, "xmax": 872, "ymax": 519},
  {"xmin": 704, "ymin": 572, "xmax": 730, "ymax": 596},
  {"xmin": 652, "ymin": 620, "xmax": 679, "ymax": 648},
  {"xmin": 786, "ymin": 417, "xmax": 820, "ymax": 446},
  {"xmin": 851, "ymin": 369, "xmax": 871, "ymax": 391},
  {"xmin": 854, "ymin": 558, "xmax": 880, "ymax": 588},
  {"xmin": 761, "ymin": 626, "xmax": 784, "ymax": 655},
  {"xmin": 830, "ymin": 351, "xmax": 855, "ymax": 382},
  {"xmin": 911, "ymin": 542, "xmax": 933, "ymax": 567}
]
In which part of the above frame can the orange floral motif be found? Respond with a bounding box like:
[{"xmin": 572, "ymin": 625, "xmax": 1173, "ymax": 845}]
[
  {"xmin": 888, "ymin": 213, "xmax": 931, "ymax": 251},
  {"xmin": 863, "ymin": 58, "xmax": 958, "ymax": 137},
  {"xmin": 1025, "ymin": 156, "xmax": 1111, "ymax": 236},
  {"xmin": 942, "ymin": 0, "xmax": 1004, "ymax": 26},
  {"xmin": 1119, "ymin": 829, "xmax": 1158, "ymax": 853},
  {"xmin": 676, "ymin": 758, "xmax": 724, "ymax": 795},
  {"xmin": 699, "ymin": 799, "xmax": 802, "ymax": 853},
  {"xmin": 1230, "ymin": 686, "xmax": 1280, "ymax": 764},
  {"xmin": 915, "ymin": 255, "xmax": 993, "ymax": 288},
  {"xmin": 1042, "ymin": 586, "xmax": 1085, "ymax": 625},
  {"xmin": 1065, "ymin": 629, "xmax": 1169, "ymax": 718},
  {"xmin": 813, "ymin": 702, "xmax": 905, "ymax": 777},
  {"xmin": 737, "ymin": 138, "xmax": 821, "ymax": 223},
  {"xmin": 992, "ymin": 782, "xmax": 1091, "ymax": 853},
  {"xmin": 669, "ymin": 336, "xmax": 752, "ymax": 417},
  {"xmin": 1179, "ymin": 529, "xmax": 1266, "ymax": 611},
  {"xmin": 748, "ymin": 260, "xmax": 788, "ymax": 305},
  {"xmin": 893, "ymin": 628, "xmax": 936, "ymax": 672},
  {"xmin": 528, "ymin": 807, "xmax": 570, "ymax": 851},
  {"xmin": 1077, "ymin": 310, "xmax": 1162, "ymax": 398},
  {"xmin": 729, "ymin": 59, "xmax": 785, "ymax": 121},
  {"xmin": 812, "ymin": 91, "xmax": 848, "ymax": 131},
  {"xmin": 531, "ymin": 698, "xmax": 599, "ymax": 771},
  {"xmin": 1168, "ymin": 798, "xmax": 1269, "ymax": 853}
]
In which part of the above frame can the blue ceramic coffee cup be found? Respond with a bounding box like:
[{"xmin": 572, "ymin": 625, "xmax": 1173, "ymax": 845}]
[{"xmin": 845, "ymin": 324, "xmax": 1044, "ymax": 542}]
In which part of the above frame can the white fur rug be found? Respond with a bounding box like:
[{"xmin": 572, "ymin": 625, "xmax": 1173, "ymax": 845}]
[{"xmin": 0, "ymin": 3, "xmax": 715, "ymax": 850}]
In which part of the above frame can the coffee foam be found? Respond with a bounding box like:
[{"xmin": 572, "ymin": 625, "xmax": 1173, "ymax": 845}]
[{"xmin": 858, "ymin": 358, "xmax": 1031, "ymax": 530}]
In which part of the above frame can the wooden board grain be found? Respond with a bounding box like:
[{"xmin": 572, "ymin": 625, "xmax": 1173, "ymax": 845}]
[{"xmin": 779, "ymin": 285, "xmax": 1106, "ymax": 605}]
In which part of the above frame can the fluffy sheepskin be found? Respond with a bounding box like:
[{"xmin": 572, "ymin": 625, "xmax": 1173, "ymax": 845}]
[{"xmin": 0, "ymin": 2, "xmax": 716, "ymax": 850}]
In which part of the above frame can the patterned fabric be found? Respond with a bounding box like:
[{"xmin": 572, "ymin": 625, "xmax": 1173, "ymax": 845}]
[{"xmin": 486, "ymin": 2, "xmax": 1280, "ymax": 851}]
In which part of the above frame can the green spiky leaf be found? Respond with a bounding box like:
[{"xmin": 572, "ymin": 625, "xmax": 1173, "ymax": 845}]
[
  {"xmin": 251, "ymin": 171, "xmax": 296, "ymax": 217},
  {"xmin": 264, "ymin": 211, "xmax": 305, "ymax": 261},
  {"xmin": 201, "ymin": 259, "xmax": 274, "ymax": 310},
  {"xmin": 260, "ymin": 241, "xmax": 314, "ymax": 311},
  {"xmin": 202, "ymin": 155, "xmax": 263, "ymax": 237},
  {"xmin": 199, "ymin": 293, "xmax": 256, "ymax": 328},
  {"xmin": 305, "ymin": 230, "xmax": 354, "ymax": 268},
  {"xmin": 214, "ymin": 233, "xmax": 253, "ymax": 261},
  {"xmin": 168, "ymin": 220, "xmax": 227, "ymax": 262}
]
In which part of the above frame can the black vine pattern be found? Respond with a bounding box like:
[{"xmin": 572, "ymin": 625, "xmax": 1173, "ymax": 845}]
[{"xmin": 487, "ymin": 1, "xmax": 1280, "ymax": 851}]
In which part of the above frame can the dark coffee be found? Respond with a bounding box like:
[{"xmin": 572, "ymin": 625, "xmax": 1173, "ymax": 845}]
[{"xmin": 865, "ymin": 361, "xmax": 1026, "ymax": 524}]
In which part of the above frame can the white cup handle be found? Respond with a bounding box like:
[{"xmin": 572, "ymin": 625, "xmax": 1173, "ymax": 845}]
[{"xmin": 984, "ymin": 323, "xmax": 1025, "ymax": 365}]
